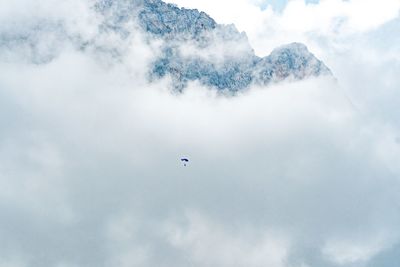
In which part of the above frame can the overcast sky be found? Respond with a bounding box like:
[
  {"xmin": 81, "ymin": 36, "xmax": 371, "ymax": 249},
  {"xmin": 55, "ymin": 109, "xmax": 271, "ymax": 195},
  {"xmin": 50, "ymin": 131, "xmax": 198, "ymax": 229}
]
[{"xmin": 0, "ymin": 0, "xmax": 399, "ymax": 267}]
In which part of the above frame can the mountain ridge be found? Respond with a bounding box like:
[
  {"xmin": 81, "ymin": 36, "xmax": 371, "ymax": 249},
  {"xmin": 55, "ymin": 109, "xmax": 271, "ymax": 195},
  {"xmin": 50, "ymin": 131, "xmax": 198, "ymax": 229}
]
[
  {"xmin": 128, "ymin": 0, "xmax": 332, "ymax": 91},
  {"xmin": 0, "ymin": 0, "xmax": 332, "ymax": 91}
]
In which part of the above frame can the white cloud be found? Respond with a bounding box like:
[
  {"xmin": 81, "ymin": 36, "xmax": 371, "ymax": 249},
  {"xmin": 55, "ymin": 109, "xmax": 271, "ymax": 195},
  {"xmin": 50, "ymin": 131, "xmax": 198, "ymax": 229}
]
[
  {"xmin": 166, "ymin": 0, "xmax": 400, "ymax": 56},
  {"xmin": 165, "ymin": 212, "xmax": 290, "ymax": 267},
  {"xmin": 0, "ymin": 257, "xmax": 27, "ymax": 267},
  {"xmin": 0, "ymin": 0, "xmax": 400, "ymax": 267},
  {"xmin": 322, "ymin": 232, "xmax": 398, "ymax": 265}
]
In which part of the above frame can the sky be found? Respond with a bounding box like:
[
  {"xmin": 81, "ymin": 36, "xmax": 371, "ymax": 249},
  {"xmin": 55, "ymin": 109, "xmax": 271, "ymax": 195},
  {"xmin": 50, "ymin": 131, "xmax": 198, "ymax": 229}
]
[{"xmin": 0, "ymin": 0, "xmax": 400, "ymax": 267}]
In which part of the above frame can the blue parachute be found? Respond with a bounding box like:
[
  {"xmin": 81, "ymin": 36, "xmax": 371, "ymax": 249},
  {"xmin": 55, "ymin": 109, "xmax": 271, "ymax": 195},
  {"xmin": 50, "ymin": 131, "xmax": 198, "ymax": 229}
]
[{"xmin": 181, "ymin": 158, "xmax": 189, "ymax": 166}]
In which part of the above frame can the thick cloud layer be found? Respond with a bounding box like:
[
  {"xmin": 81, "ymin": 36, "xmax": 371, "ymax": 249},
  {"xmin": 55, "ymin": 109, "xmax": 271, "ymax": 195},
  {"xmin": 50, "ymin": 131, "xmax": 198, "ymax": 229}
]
[{"xmin": 0, "ymin": 1, "xmax": 399, "ymax": 267}]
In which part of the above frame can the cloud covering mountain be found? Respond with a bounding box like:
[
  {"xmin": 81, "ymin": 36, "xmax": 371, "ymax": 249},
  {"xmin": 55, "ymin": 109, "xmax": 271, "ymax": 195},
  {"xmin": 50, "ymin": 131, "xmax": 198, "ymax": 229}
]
[
  {"xmin": 0, "ymin": 0, "xmax": 399, "ymax": 267},
  {"xmin": 1, "ymin": 0, "xmax": 330, "ymax": 91}
]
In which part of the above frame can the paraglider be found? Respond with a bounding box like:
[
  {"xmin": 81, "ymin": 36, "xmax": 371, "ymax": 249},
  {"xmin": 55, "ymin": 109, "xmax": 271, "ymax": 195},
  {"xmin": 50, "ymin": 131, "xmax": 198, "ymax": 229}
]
[{"xmin": 181, "ymin": 158, "xmax": 189, "ymax": 167}]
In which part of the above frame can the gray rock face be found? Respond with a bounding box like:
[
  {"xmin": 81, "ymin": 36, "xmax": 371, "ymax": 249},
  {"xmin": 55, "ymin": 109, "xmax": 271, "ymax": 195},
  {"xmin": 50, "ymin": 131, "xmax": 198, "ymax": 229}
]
[
  {"xmin": 1, "ymin": 0, "xmax": 331, "ymax": 90},
  {"xmin": 255, "ymin": 43, "xmax": 331, "ymax": 85},
  {"xmin": 138, "ymin": 0, "xmax": 217, "ymax": 38},
  {"xmin": 126, "ymin": 0, "xmax": 331, "ymax": 91}
]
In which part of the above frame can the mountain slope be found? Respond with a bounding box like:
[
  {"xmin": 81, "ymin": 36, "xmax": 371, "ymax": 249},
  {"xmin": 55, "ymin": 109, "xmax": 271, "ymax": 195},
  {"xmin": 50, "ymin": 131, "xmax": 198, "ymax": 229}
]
[
  {"xmin": 116, "ymin": 0, "xmax": 332, "ymax": 91},
  {"xmin": 1, "ymin": 0, "xmax": 332, "ymax": 91}
]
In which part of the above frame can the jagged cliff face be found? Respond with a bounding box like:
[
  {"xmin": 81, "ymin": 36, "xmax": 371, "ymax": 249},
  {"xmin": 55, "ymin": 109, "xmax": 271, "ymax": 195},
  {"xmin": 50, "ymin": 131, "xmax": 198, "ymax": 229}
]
[
  {"xmin": 1, "ymin": 0, "xmax": 331, "ymax": 91},
  {"xmin": 96, "ymin": 0, "xmax": 331, "ymax": 91}
]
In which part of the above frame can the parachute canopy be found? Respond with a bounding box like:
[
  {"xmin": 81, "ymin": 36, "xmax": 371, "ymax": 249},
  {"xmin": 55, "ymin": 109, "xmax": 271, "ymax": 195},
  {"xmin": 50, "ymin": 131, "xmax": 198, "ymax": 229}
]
[{"xmin": 181, "ymin": 158, "xmax": 189, "ymax": 166}]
